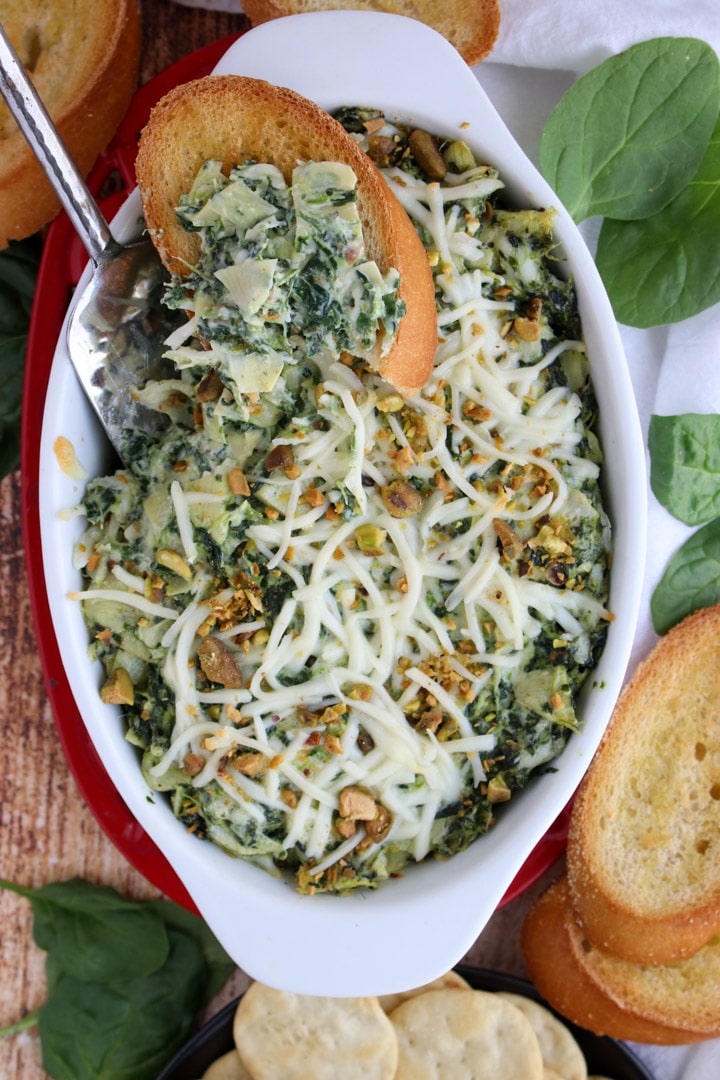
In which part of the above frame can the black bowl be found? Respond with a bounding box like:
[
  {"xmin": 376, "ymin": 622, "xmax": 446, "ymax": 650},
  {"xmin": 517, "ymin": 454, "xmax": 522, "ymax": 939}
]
[{"xmin": 157, "ymin": 967, "xmax": 655, "ymax": 1080}]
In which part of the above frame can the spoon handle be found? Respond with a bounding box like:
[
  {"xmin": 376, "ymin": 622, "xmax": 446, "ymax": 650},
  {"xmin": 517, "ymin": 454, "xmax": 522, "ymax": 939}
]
[{"xmin": 0, "ymin": 21, "xmax": 112, "ymax": 262}]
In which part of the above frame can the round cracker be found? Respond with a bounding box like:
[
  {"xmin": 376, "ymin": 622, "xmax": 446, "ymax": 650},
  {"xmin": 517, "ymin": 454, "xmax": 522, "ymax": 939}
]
[
  {"xmin": 379, "ymin": 969, "xmax": 471, "ymax": 1014},
  {"xmin": 390, "ymin": 988, "xmax": 544, "ymax": 1079},
  {"xmin": 202, "ymin": 1048, "xmax": 254, "ymax": 1080},
  {"xmin": 233, "ymin": 982, "xmax": 397, "ymax": 1080},
  {"xmin": 495, "ymin": 992, "xmax": 587, "ymax": 1080}
]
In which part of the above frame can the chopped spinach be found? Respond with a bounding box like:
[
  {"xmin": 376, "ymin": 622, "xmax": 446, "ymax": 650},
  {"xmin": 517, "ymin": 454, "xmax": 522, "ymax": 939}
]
[
  {"xmin": 126, "ymin": 666, "xmax": 175, "ymax": 749},
  {"xmin": 74, "ymin": 108, "xmax": 610, "ymax": 896},
  {"xmin": 262, "ymin": 566, "xmax": 298, "ymax": 618},
  {"xmin": 431, "ymin": 796, "xmax": 495, "ymax": 858}
]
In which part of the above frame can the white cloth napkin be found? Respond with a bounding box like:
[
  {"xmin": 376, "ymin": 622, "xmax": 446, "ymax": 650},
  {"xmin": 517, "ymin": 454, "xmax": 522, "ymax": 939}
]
[
  {"xmin": 483, "ymin": 5, "xmax": 720, "ymax": 1078},
  {"xmin": 165, "ymin": 2, "xmax": 720, "ymax": 1075},
  {"xmin": 492, "ymin": 0, "xmax": 720, "ymax": 74}
]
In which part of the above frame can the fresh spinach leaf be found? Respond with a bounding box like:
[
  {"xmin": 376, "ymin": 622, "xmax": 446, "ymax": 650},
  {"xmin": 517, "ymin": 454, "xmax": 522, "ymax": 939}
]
[
  {"xmin": 38, "ymin": 927, "xmax": 206, "ymax": 1080},
  {"xmin": 651, "ymin": 517, "xmax": 720, "ymax": 634},
  {"xmin": 649, "ymin": 413, "xmax": 720, "ymax": 524},
  {"xmin": 0, "ymin": 877, "xmax": 169, "ymax": 982},
  {"xmin": 0, "ymin": 237, "xmax": 41, "ymax": 476},
  {"xmin": 595, "ymin": 115, "xmax": 720, "ymax": 327},
  {"xmin": 0, "ymin": 338, "xmax": 24, "ymax": 476},
  {"xmin": 540, "ymin": 37, "xmax": 720, "ymax": 223},
  {"xmin": 148, "ymin": 897, "xmax": 235, "ymax": 1005},
  {"xmin": 0, "ymin": 1012, "xmax": 40, "ymax": 1038},
  {"xmin": 0, "ymin": 877, "xmax": 236, "ymax": 1079},
  {"xmin": 0, "ymin": 239, "xmax": 39, "ymax": 320}
]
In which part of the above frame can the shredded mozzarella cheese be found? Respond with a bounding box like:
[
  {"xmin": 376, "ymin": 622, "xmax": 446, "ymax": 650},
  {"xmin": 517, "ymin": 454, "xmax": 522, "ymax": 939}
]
[{"xmin": 75, "ymin": 137, "xmax": 610, "ymax": 891}]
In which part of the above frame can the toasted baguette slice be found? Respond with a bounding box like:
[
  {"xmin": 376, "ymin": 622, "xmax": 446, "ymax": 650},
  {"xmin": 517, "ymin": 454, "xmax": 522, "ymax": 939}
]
[
  {"xmin": 240, "ymin": 0, "xmax": 501, "ymax": 67},
  {"xmin": 566, "ymin": 604, "xmax": 720, "ymax": 965},
  {"xmin": 0, "ymin": 0, "xmax": 140, "ymax": 247},
  {"xmin": 135, "ymin": 75, "xmax": 437, "ymax": 396},
  {"xmin": 521, "ymin": 876, "xmax": 719, "ymax": 1044}
]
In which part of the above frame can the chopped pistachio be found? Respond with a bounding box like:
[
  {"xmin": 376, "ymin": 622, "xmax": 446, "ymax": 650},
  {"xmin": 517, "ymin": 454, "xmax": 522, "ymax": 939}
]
[
  {"xmin": 408, "ymin": 129, "xmax": 447, "ymax": 180},
  {"xmin": 265, "ymin": 444, "xmax": 295, "ymax": 472},
  {"xmin": 487, "ymin": 775, "xmax": 512, "ymax": 804},
  {"xmin": 513, "ymin": 316, "xmax": 542, "ymax": 342},
  {"xmin": 228, "ymin": 467, "xmax": 251, "ymax": 496},
  {"xmin": 376, "ymin": 393, "xmax": 404, "ymax": 414},
  {"xmin": 100, "ymin": 667, "xmax": 134, "ymax": 706},
  {"xmin": 443, "ymin": 139, "xmax": 476, "ymax": 172},
  {"xmin": 196, "ymin": 369, "xmax": 224, "ymax": 402},
  {"xmin": 354, "ymin": 523, "xmax": 387, "ymax": 556},
  {"xmin": 381, "ymin": 480, "xmax": 423, "ymax": 518},
  {"xmin": 197, "ymin": 637, "xmax": 243, "ymax": 689},
  {"xmin": 157, "ymin": 548, "xmax": 193, "ymax": 580}
]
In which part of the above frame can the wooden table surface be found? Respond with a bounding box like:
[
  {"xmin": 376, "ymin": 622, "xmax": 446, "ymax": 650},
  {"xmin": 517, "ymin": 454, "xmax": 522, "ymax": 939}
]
[{"xmin": 0, "ymin": 3, "xmax": 574, "ymax": 1076}]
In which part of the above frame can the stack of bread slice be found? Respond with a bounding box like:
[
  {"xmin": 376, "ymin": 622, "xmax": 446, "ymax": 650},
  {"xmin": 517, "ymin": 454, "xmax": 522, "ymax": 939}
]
[
  {"xmin": 239, "ymin": 0, "xmax": 501, "ymax": 67},
  {"xmin": 0, "ymin": 0, "xmax": 140, "ymax": 247},
  {"xmin": 521, "ymin": 603, "xmax": 720, "ymax": 1043}
]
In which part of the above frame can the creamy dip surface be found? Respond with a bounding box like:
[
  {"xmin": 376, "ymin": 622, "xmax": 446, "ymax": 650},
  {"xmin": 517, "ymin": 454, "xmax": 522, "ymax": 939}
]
[{"xmin": 72, "ymin": 109, "xmax": 610, "ymax": 893}]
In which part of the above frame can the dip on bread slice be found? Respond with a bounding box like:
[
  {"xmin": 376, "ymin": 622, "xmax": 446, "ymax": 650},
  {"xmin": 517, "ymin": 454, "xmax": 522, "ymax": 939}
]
[{"xmin": 135, "ymin": 74, "xmax": 437, "ymax": 396}]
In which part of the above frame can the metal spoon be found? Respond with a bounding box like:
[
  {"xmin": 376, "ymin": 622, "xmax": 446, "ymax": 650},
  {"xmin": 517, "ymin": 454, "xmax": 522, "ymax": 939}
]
[{"xmin": 0, "ymin": 22, "xmax": 179, "ymax": 460}]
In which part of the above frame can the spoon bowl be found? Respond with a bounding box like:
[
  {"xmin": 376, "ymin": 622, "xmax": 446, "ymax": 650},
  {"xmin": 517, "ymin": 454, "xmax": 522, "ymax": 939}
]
[
  {"xmin": 66, "ymin": 239, "xmax": 177, "ymax": 456},
  {"xmin": 0, "ymin": 22, "xmax": 179, "ymax": 461}
]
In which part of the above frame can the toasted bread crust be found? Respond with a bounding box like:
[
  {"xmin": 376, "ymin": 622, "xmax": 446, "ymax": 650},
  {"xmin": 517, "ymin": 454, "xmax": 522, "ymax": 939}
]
[
  {"xmin": 135, "ymin": 75, "xmax": 437, "ymax": 395},
  {"xmin": 521, "ymin": 877, "xmax": 715, "ymax": 1044},
  {"xmin": 566, "ymin": 604, "xmax": 720, "ymax": 965},
  {"xmin": 0, "ymin": 0, "xmax": 140, "ymax": 247},
  {"xmin": 240, "ymin": 0, "xmax": 501, "ymax": 67}
]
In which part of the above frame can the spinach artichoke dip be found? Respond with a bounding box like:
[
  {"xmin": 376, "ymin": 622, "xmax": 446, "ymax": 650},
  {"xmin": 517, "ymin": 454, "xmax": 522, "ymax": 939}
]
[{"xmin": 72, "ymin": 108, "xmax": 611, "ymax": 894}]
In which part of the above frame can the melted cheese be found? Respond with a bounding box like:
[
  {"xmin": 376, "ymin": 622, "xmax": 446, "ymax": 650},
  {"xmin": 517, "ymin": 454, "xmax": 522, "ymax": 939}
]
[{"xmin": 76, "ymin": 146, "xmax": 610, "ymax": 889}]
